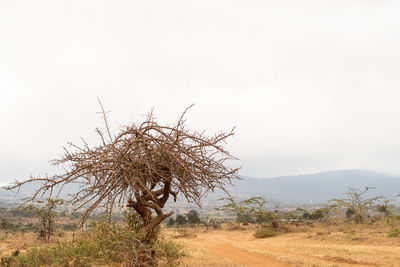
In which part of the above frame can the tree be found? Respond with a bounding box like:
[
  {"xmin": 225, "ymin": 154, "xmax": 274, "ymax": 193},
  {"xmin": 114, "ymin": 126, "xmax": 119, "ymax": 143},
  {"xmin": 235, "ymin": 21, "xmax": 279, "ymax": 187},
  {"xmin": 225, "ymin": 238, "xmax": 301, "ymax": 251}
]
[
  {"xmin": 21, "ymin": 199, "xmax": 63, "ymax": 241},
  {"xmin": 7, "ymin": 103, "xmax": 239, "ymax": 241},
  {"xmin": 310, "ymin": 208, "xmax": 329, "ymax": 221},
  {"xmin": 186, "ymin": 210, "xmax": 201, "ymax": 224},
  {"xmin": 175, "ymin": 214, "xmax": 187, "ymax": 226},
  {"xmin": 166, "ymin": 217, "xmax": 175, "ymax": 227},
  {"xmin": 0, "ymin": 217, "xmax": 9, "ymax": 232},
  {"xmin": 216, "ymin": 196, "xmax": 254, "ymax": 228},
  {"xmin": 247, "ymin": 197, "xmax": 269, "ymax": 225},
  {"xmin": 326, "ymin": 202, "xmax": 342, "ymax": 223},
  {"xmin": 295, "ymin": 207, "xmax": 307, "ymax": 219},
  {"xmin": 328, "ymin": 187, "xmax": 382, "ymax": 224},
  {"xmin": 345, "ymin": 207, "xmax": 355, "ymax": 219},
  {"xmin": 376, "ymin": 199, "xmax": 393, "ymax": 222}
]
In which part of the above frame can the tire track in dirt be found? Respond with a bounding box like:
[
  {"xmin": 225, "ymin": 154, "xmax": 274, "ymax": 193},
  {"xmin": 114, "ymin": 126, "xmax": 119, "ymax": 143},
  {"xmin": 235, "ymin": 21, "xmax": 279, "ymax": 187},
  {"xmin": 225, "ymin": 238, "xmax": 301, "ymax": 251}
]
[
  {"xmin": 186, "ymin": 230, "xmax": 379, "ymax": 267},
  {"xmin": 196, "ymin": 236, "xmax": 290, "ymax": 267}
]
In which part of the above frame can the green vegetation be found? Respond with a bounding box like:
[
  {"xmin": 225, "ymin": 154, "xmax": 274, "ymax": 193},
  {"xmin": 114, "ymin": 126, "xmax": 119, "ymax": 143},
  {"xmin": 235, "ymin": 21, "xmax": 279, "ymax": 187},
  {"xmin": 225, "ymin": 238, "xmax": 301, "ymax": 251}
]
[
  {"xmin": 254, "ymin": 226, "xmax": 278, "ymax": 238},
  {"xmin": 1, "ymin": 211, "xmax": 184, "ymax": 267},
  {"xmin": 328, "ymin": 187, "xmax": 382, "ymax": 224},
  {"xmin": 19, "ymin": 199, "xmax": 63, "ymax": 241},
  {"xmin": 216, "ymin": 196, "xmax": 257, "ymax": 228},
  {"xmin": 387, "ymin": 228, "xmax": 400, "ymax": 238},
  {"xmin": 166, "ymin": 210, "xmax": 202, "ymax": 227}
]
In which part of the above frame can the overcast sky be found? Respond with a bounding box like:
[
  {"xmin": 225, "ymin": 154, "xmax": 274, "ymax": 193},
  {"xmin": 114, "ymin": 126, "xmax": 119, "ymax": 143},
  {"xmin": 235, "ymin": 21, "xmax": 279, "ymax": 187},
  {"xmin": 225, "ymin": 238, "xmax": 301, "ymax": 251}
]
[{"xmin": 1, "ymin": 0, "xmax": 400, "ymax": 185}]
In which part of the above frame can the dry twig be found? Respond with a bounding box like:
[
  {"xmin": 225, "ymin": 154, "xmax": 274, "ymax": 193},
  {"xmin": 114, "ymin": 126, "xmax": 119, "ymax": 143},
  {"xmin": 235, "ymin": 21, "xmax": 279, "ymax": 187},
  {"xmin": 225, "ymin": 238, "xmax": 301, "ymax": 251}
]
[{"xmin": 8, "ymin": 104, "xmax": 239, "ymax": 237}]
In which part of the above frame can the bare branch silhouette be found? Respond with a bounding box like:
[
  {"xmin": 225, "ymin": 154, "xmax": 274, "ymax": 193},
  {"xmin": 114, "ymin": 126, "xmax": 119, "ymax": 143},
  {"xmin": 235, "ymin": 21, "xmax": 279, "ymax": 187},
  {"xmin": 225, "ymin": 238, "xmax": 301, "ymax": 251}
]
[{"xmin": 7, "ymin": 104, "xmax": 239, "ymax": 237}]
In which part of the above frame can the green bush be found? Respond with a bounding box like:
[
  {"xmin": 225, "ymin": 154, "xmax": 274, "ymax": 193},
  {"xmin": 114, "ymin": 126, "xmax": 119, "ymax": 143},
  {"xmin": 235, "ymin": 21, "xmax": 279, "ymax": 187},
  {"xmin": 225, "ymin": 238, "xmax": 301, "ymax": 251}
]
[
  {"xmin": 254, "ymin": 227, "xmax": 278, "ymax": 238},
  {"xmin": 387, "ymin": 228, "xmax": 400, "ymax": 238},
  {"xmin": 61, "ymin": 223, "xmax": 75, "ymax": 231}
]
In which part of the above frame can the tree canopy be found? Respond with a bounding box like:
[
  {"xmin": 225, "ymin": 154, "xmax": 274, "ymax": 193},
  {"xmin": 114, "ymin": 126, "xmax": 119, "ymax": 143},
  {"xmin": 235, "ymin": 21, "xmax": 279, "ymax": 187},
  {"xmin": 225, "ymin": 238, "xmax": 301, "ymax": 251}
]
[{"xmin": 8, "ymin": 103, "xmax": 239, "ymax": 237}]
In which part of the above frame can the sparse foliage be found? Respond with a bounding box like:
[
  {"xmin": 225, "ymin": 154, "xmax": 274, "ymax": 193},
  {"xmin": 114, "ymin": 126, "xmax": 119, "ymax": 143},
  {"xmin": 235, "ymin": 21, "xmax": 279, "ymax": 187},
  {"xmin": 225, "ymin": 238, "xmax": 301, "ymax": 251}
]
[
  {"xmin": 216, "ymin": 196, "xmax": 254, "ymax": 228},
  {"xmin": 328, "ymin": 187, "xmax": 382, "ymax": 224},
  {"xmin": 247, "ymin": 196, "xmax": 269, "ymax": 225},
  {"xmin": 20, "ymin": 199, "xmax": 63, "ymax": 241},
  {"xmin": 376, "ymin": 199, "xmax": 393, "ymax": 218},
  {"xmin": 387, "ymin": 228, "xmax": 400, "ymax": 238}
]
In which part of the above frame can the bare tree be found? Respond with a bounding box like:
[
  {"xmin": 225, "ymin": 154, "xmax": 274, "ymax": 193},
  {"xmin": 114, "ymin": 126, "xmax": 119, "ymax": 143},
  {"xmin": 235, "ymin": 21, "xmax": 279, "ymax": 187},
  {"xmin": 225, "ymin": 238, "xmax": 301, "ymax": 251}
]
[{"xmin": 8, "ymin": 103, "xmax": 239, "ymax": 240}]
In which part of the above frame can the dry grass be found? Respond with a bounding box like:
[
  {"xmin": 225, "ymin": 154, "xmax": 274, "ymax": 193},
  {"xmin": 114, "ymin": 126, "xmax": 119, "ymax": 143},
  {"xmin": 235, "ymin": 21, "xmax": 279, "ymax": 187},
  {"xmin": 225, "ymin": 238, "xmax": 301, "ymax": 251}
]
[
  {"xmin": 0, "ymin": 231, "xmax": 74, "ymax": 256},
  {"xmin": 179, "ymin": 241, "xmax": 241, "ymax": 267},
  {"xmin": 3, "ymin": 220, "xmax": 400, "ymax": 266},
  {"xmin": 163, "ymin": 220, "xmax": 400, "ymax": 267}
]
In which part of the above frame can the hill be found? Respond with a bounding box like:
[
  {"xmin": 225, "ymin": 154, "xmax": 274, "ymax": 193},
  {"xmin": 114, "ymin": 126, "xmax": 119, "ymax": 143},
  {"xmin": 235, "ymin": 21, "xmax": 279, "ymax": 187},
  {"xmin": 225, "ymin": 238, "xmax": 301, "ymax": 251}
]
[
  {"xmin": 227, "ymin": 170, "xmax": 400, "ymax": 204},
  {"xmin": 2, "ymin": 170, "xmax": 400, "ymax": 205}
]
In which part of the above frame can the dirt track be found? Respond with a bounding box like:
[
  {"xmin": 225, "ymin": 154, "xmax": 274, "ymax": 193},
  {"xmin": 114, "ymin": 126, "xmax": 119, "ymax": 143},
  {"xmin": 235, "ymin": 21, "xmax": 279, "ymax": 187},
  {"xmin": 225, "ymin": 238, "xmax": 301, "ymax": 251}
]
[
  {"xmin": 196, "ymin": 233, "xmax": 290, "ymax": 267},
  {"xmin": 176, "ymin": 229, "xmax": 400, "ymax": 267}
]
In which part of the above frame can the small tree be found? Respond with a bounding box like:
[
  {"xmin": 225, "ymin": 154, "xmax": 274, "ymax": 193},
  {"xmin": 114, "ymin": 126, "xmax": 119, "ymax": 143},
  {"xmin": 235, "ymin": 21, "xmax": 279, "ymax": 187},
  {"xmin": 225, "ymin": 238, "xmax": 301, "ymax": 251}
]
[
  {"xmin": 186, "ymin": 210, "xmax": 201, "ymax": 225},
  {"xmin": 268, "ymin": 203, "xmax": 282, "ymax": 228},
  {"xmin": 166, "ymin": 217, "xmax": 175, "ymax": 227},
  {"xmin": 328, "ymin": 187, "xmax": 382, "ymax": 224},
  {"xmin": 345, "ymin": 207, "xmax": 355, "ymax": 219},
  {"xmin": 175, "ymin": 214, "xmax": 187, "ymax": 226},
  {"xmin": 310, "ymin": 208, "xmax": 329, "ymax": 221},
  {"xmin": 21, "ymin": 199, "xmax": 63, "ymax": 241},
  {"xmin": 326, "ymin": 202, "xmax": 342, "ymax": 224},
  {"xmin": 0, "ymin": 217, "xmax": 9, "ymax": 232},
  {"xmin": 216, "ymin": 196, "xmax": 254, "ymax": 228},
  {"xmin": 376, "ymin": 199, "xmax": 393, "ymax": 223},
  {"xmin": 295, "ymin": 207, "xmax": 307, "ymax": 219},
  {"xmin": 248, "ymin": 197, "xmax": 269, "ymax": 225}
]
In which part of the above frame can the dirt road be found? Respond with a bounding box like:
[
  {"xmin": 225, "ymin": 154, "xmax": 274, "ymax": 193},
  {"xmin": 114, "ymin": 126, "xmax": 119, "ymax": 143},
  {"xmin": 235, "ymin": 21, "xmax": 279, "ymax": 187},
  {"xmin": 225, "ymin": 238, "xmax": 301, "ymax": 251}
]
[
  {"xmin": 175, "ymin": 229, "xmax": 400, "ymax": 267},
  {"xmin": 195, "ymin": 233, "xmax": 290, "ymax": 267}
]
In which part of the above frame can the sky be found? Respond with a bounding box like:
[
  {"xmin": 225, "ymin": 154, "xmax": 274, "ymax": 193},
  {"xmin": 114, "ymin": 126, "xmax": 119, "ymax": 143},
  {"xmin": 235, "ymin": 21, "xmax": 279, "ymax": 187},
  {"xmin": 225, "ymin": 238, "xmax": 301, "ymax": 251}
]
[{"xmin": 1, "ymin": 0, "xmax": 400, "ymax": 185}]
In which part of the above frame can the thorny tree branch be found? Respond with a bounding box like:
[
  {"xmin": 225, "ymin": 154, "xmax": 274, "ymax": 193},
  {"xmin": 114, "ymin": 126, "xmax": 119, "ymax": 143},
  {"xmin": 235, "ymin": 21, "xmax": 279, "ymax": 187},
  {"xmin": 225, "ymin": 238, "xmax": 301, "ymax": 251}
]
[{"xmin": 7, "ymin": 103, "xmax": 240, "ymax": 236}]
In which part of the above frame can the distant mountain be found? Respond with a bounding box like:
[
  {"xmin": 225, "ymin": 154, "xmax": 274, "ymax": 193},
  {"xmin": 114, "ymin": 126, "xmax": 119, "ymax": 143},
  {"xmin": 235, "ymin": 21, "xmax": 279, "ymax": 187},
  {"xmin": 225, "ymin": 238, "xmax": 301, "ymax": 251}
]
[
  {"xmin": 0, "ymin": 182, "xmax": 81, "ymax": 201},
  {"xmin": 0, "ymin": 186, "xmax": 22, "ymax": 199},
  {"xmin": 2, "ymin": 170, "xmax": 400, "ymax": 205},
  {"xmin": 226, "ymin": 170, "xmax": 400, "ymax": 204}
]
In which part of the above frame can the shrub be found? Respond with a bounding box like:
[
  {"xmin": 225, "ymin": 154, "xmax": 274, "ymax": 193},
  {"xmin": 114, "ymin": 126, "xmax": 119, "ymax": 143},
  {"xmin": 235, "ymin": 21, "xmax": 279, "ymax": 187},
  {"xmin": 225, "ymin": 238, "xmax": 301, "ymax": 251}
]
[
  {"xmin": 186, "ymin": 210, "xmax": 201, "ymax": 225},
  {"xmin": 254, "ymin": 227, "xmax": 278, "ymax": 238},
  {"xmin": 11, "ymin": 250, "xmax": 20, "ymax": 257},
  {"xmin": 155, "ymin": 239, "xmax": 185, "ymax": 267},
  {"xmin": 387, "ymin": 228, "xmax": 400, "ymax": 238},
  {"xmin": 166, "ymin": 217, "xmax": 176, "ymax": 227},
  {"xmin": 227, "ymin": 222, "xmax": 240, "ymax": 231},
  {"xmin": 0, "ymin": 220, "xmax": 184, "ymax": 267}
]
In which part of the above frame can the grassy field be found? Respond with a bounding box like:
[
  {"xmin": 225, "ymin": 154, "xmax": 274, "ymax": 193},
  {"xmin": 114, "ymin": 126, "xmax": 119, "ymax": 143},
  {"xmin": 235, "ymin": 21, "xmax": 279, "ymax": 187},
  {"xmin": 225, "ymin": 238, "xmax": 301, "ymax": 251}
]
[
  {"xmin": 164, "ymin": 222, "xmax": 400, "ymax": 267},
  {"xmin": 2, "ymin": 220, "xmax": 400, "ymax": 266},
  {"xmin": 0, "ymin": 231, "xmax": 74, "ymax": 257}
]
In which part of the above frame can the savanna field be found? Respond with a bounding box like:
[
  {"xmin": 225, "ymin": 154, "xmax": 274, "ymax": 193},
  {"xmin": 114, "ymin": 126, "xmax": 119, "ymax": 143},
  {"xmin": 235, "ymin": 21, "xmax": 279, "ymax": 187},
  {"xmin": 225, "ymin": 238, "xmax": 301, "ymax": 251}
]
[{"xmin": 1, "ymin": 212, "xmax": 400, "ymax": 267}]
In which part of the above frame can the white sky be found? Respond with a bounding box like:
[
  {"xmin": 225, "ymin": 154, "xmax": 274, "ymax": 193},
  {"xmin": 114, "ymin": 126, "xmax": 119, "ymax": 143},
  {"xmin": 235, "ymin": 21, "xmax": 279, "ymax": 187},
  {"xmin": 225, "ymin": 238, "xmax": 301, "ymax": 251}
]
[{"xmin": 1, "ymin": 0, "xmax": 400, "ymax": 185}]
